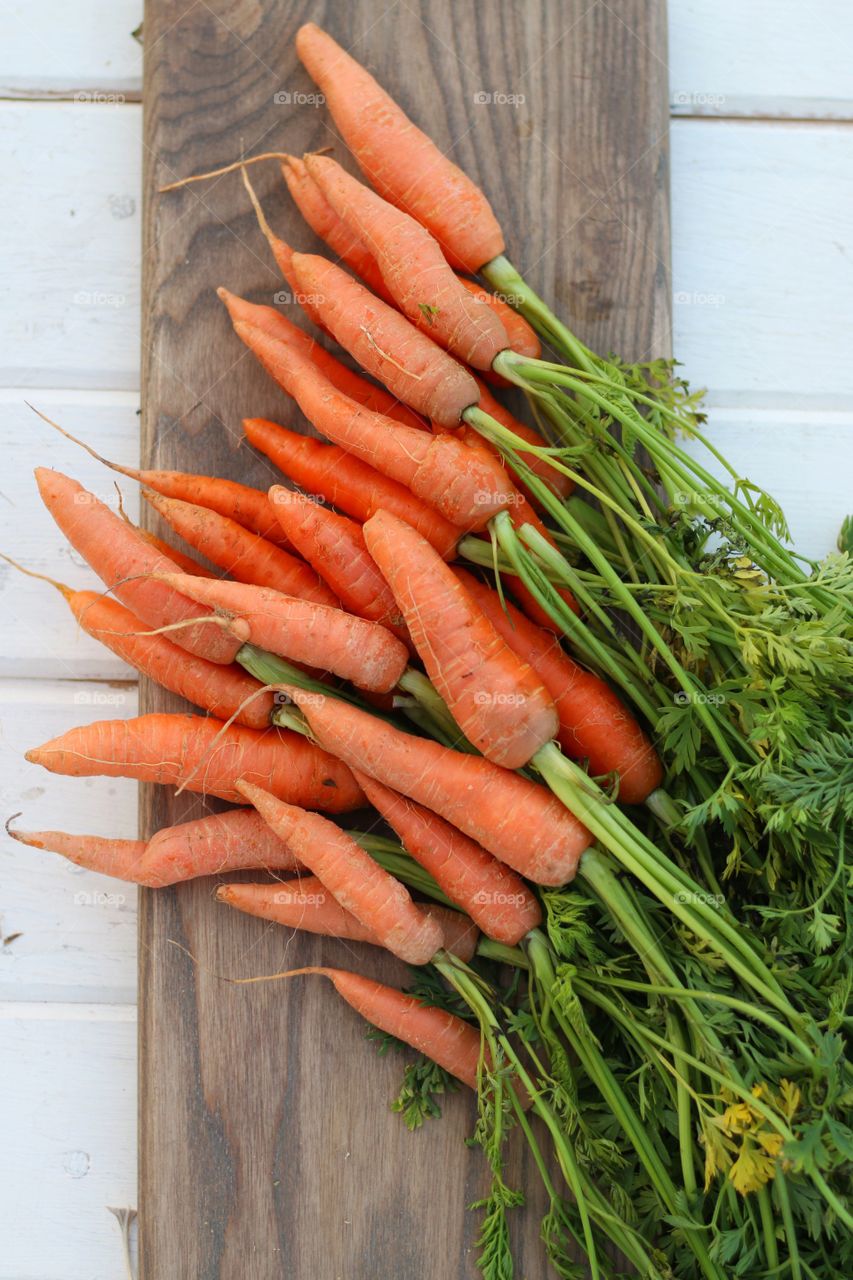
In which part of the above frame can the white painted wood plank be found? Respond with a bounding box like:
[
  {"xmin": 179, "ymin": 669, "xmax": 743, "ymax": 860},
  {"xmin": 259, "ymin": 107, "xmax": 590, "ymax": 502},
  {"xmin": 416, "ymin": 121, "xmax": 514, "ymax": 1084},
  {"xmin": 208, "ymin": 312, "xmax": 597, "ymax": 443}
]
[
  {"xmin": 2, "ymin": 1, "xmax": 851, "ymax": 120},
  {"xmin": 0, "ymin": 680, "xmax": 139, "ymax": 1003},
  {"xmin": 0, "ymin": 102, "xmax": 141, "ymax": 389},
  {"xmin": 689, "ymin": 407, "xmax": 853, "ymax": 563},
  {"xmin": 0, "ymin": 2, "xmax": 142, "ymax": 98},
  {"xmin": 0, "ymin": 391, "xmax": 143, "ymax": 679},
  {"xmin": 669, "ymin": 0, "xmax": 853, "ymax": 118},
  {"xmin": 671, "ymin": 119, "xmax": 853, "ymax": 402},
  {"xmin": 0, "ymin": 1003, "xmax": 136, "ymax": 1280}
]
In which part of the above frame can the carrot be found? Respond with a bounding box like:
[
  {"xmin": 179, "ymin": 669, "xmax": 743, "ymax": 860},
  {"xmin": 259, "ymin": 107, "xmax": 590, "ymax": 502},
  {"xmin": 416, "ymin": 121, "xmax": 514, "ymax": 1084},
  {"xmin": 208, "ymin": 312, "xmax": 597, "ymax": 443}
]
[
  {"xmin": 155, "ymin": 572, "xmax": 409, "ymax": 694},
  {"xmin": 235, "ymin": 781, "xmax": 444, "ymax": 965},
  {"xmin": 286, "ymin": 250, "xmax": 479, "ymax": 427},
  {"xmin": 61, "ymin": 585, "xmax": 273, "ymax": 730},
  {"xmin": 283, "ymin": 686, "xmax": 590, "ymax": 885},
  {"xmin": 268, "ymin": 486, "xmax": 409, "ymax": 641},
  {"xmin": 217, "ymin": 878, "xmax": 478, "ymax": 962},
  {"xmin": 218, "ymin": 288, "xmax": 427, "ymax": 431},
  {"xmin": 354, "ymin": 771, "xmax": 541, "ymax": 945},
  {"xmin": 292, "ymin": 966, "xmax": 486, "ymax": 1087},
  {"xmin": 303, "ymin": 153, "xmax": 508, "ymax": 371},
  {"xmin": 232, "ymin": 321, "xmax": 510, "ymax": 529},
  {"xmin": 144, "ymin": 807, "xmax": 303, "ymax": 882},
  {"xmin": 280, "ymin": 156, "xmax": 393, "ymax": 303},
  {"xmin": 295, "ymin": 24, "xmax": 504, "ymax": 274},
  {"xmin": 473, "ymin": 377, "xmax": 572, "ymax": 501},
  {"xmin": 281, "ymin": 163, "xmax": 537, "ymax": 370},
  {"xmin": 26, "ymin": 713, "xmax": 365, "ymax": 811},
  {"xmin": 134, "ymin": 474, "xmax": 290, "ymax": 549},
  {"xmin": 457, "ymin": 279, "xmax": 541, "ymax": 362},
  {"xmin": 364, "ymin": 510, "xmax": 558, "ymax": 767},
  {"xmin": 132, "ymin": 525, "xmax": 217, "ymax": 576},
  {"xmin": 243, "ymin": 418, "xmax": 459, "ymax": 557},
  {"xmin": 1, "ymin": 555, "xmax": 262, "ymax": 723},
  {"xmin": 454, "ymin": 568, "xmax": 664, "ymax": 803},
  {"xmin": 141, "ymin": 488, "xmax": 339, "ymax": 607},
  {"xmin": 33, "ymin": 406, "xmax": 294, "ymax": 550},
  {"xmin": 34, "ymin": 468, "xmax": 240, "ymax": 665},
  {"xmin": 8, "ymin": 808, "xmax": 301, "ymax": 888}
]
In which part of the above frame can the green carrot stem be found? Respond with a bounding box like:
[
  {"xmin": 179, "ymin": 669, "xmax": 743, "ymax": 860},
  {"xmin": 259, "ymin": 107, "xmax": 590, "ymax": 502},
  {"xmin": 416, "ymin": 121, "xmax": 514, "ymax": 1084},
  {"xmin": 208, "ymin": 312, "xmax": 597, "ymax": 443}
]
[
  {"xmin": 757, "ymin": 1185, "xmax": 780, "ymax": 1275},
  {"xmin": 538, "ymin": 746, "xmax": 794, "ymax": 1014},
  {"xmin": 774, "ymin": 1173, "xmax": 803, "ymax": 1280},
  {"xmin": 436, "ymin": 958, "xmax": 604, "ymax": 1279},
  {"xmin": 238, "ymin": 644, "xmax": 380, "ymax": 714},
  {"xmin": 526, "ymin": 931, "xmax": 725, "ymax": 1280},
  {"xmin": 586, "ymin": 977, "xmax": 818, "ymax": 1066}
]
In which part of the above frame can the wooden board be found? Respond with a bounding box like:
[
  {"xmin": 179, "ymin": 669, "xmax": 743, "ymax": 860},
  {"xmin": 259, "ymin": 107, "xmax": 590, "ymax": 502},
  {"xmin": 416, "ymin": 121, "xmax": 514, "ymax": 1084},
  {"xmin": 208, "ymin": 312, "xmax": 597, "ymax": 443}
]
[{"xmin": 139, "ymin": 3, "xmax": 670, "ymax": 1277}]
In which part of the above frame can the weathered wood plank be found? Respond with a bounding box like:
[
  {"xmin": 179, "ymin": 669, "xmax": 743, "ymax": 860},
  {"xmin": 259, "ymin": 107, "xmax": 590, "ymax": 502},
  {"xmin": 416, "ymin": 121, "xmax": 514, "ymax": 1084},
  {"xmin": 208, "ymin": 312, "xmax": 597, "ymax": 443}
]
[{"xmin": 139, "ymin": 3, "xmax": 670, "ymax": 1277}]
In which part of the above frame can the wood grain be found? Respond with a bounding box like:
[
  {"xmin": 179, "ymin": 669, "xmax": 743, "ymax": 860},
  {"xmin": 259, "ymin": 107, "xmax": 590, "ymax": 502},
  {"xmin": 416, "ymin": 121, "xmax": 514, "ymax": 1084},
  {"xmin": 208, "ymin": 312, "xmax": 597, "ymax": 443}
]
[{"xmin": 139, "ymin": 3, "xmax": 670, "ymax": 1277}]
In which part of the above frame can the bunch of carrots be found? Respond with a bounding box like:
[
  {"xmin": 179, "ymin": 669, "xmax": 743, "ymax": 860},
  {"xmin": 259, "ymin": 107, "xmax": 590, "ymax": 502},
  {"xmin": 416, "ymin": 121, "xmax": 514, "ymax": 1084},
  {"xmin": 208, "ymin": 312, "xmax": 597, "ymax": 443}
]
[{"xmin": 11, "ymin": 23, "xmax": 851, "ymax": 1280}]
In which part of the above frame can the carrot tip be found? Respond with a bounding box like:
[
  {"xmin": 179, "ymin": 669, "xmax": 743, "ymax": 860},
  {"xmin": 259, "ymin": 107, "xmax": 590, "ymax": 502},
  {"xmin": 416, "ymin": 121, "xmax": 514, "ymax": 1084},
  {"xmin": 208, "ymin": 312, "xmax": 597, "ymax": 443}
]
[{"xmin": 4, "ymin": 813, "xmax": 32, "ymax": 844}]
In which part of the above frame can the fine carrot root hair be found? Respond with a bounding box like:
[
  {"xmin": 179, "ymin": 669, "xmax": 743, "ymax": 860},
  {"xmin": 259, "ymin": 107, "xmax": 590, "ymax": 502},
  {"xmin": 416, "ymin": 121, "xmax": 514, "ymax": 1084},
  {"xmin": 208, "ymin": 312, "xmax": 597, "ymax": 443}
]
[
  {"xmin": 230, "ymin": 319, "xmax": 510, "ymax": 529},
  {"xmin": 282, "ymin": 685, "xmax": 590, "ymax": 885},
  {"xmin": 268, "ymin": 486, "xmax": 410, "ymax": 642},
  {"xmin": 364, "ymin": 510, "xmax": 559, "ymax": 768},
  {"xmin": 242, "ymin": 417, "xmax": 460, "ymax": 558},
  {"xmin": 159, "ymin": 151, "xmax": 294, "ymax": 193},
  {"xmin": 303, "ymin": 152, "xmax": 508, "ymax": 371},
  {"xmin": 34, "ymin": 468, "xmax": 241, "ymax": 665},
  {"xmin": 354, "ymin": 771, "xmax": 542, "ymax": 945},
  {"xmin": 26, "ymin": 712, "xmax": 365, "ymax": 812},
  {"xmin": 8, "ymin": 808, "xmax": 302, "ymax": 888},
  {"xmin": 217, "ymin": 878, "xmax": 478, "ymax": 962},
  {"xmin": 235, "ymin": 781, "xmax": 445, "ymax": 965},
  {"xmin": 154, "ymin": 572, "xmax": 410, "ymax": 694},
  {"xmin": 295, "ymin": 24, "xmax": 505, "ymax": 274}
]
